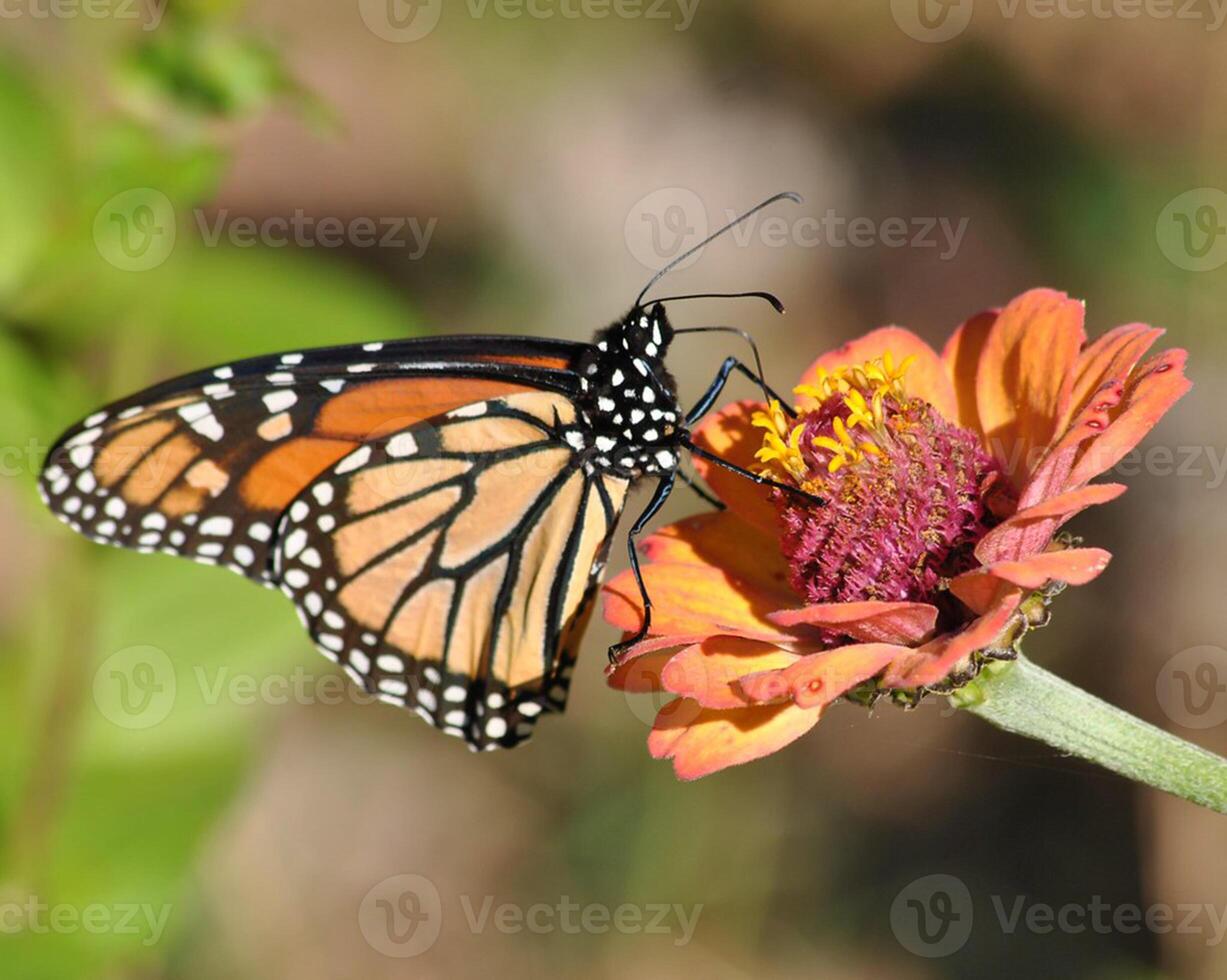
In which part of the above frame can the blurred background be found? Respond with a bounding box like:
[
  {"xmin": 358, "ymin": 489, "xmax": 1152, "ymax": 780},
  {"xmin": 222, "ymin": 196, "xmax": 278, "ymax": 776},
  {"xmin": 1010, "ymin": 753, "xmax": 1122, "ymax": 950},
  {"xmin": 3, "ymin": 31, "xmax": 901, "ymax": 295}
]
[{"xmin": 2, "ymin": 1, "xmax": 1226, "ymax": 977}]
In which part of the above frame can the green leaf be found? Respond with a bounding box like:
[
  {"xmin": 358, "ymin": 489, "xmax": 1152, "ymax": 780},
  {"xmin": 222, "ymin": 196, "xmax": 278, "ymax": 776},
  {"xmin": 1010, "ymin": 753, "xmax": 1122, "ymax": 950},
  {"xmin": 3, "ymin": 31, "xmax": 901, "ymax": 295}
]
[{"xmin": 0, "ymin": 59, "xmax": 65, "ymax": 301}]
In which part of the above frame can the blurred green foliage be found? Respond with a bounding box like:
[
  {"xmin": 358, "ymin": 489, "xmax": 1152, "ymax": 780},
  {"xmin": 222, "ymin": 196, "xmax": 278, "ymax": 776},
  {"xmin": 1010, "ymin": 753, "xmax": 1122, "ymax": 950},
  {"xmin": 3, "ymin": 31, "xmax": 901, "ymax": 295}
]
[{"xmin": 0, "ymin": 11, "xmax": 416, "ymax": 978}]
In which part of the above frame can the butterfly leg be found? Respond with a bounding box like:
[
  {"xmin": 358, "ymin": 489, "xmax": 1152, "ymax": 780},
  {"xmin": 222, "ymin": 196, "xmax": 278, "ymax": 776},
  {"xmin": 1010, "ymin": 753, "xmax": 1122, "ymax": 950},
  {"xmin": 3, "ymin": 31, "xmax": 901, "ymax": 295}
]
[
  {"xmin": 684, "ymin": 440, "xmax": 826, "ymax": 509},
  {"xmin": 676, "ymin": 467, "xmax": 725, "ymax": 510},
  {"xmin": 607, "ymin": 471, "xmax": 677, "ymax": 663},
  {"xmin": 685, "ymin": 356, "xmax": 794, "ymax": 426}
]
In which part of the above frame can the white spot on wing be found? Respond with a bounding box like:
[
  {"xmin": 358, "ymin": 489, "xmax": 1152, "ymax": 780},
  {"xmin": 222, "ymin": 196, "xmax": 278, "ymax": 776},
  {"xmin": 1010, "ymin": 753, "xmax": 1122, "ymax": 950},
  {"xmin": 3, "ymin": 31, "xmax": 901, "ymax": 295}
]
[
  {"xmin": 200, "ymin": 516, "xmax": 234, "ymax": 536},
  {"xmin": 283, "ymin": 528, "xmax": 308, "ymax": 558},
  {"xmin": 191, "ymin": 415, "xmax": 225, "ymax": 441},
  {"xmin": 485, "ymin": 717, "xmax": 508, "ymax": 739},
  {"xmin": 335, "ymin": 445, "xmax": 372, "ymax": 475},
  {"xmin": 263, "ymin": 390, "xmax": 298, "ymax": 414},
  {"xmin": 387, "ymin": 432, "xmax": 418, "ymax": 458},
  {"xmin": 249, "ymin": 522, "xmax": 272, "ymax": 542}
]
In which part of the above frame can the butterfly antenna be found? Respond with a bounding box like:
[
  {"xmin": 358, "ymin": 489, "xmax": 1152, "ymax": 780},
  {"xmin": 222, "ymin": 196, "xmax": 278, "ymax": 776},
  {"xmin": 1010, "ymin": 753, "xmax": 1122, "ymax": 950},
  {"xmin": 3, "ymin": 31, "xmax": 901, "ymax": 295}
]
[
  {"xmin": 633, "ymin": 191, "xmax": 802, "ymax": 309},
  {"xmin": 645, "ymin": 290, "xmax": 786, "ymax": 314},
  {"xmin": 673, "ymin": 325, "xmax": 776, "ymax": 408}
]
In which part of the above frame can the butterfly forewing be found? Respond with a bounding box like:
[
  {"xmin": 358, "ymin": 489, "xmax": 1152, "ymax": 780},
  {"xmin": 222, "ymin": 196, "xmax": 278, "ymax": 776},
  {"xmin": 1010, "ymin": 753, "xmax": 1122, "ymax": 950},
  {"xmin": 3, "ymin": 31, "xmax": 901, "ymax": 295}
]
[
  {"xmin": 274, "ymin": 391, "xmax": 630, "ymax": 749},
  {"xmin": 38, "ymin": 338, "xmax": 581, "ymax": 584}
]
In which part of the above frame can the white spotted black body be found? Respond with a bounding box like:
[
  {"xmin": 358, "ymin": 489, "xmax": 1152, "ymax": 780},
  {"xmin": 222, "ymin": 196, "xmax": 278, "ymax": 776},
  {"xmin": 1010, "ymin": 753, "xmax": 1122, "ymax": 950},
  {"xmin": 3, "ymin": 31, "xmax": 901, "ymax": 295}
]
[{"xmin": 568, "ymin": 303, "xmax": 683, "ymax": 481}]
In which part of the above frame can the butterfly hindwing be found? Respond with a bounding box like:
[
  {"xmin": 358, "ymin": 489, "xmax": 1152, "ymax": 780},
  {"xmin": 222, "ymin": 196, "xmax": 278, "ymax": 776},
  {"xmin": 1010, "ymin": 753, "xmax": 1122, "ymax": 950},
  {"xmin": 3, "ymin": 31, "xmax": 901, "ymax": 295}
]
[{"xmin": 274, "ymin": 391, "xmax": 630, "ymax": 749}]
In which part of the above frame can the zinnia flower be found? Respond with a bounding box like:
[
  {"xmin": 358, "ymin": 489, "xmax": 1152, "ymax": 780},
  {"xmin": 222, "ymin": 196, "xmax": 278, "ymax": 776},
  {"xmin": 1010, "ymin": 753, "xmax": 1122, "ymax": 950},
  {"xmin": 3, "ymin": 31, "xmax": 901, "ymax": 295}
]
[{"xmin": 603, "ymin": 288, "xmax": 1191, "ymax": 780}]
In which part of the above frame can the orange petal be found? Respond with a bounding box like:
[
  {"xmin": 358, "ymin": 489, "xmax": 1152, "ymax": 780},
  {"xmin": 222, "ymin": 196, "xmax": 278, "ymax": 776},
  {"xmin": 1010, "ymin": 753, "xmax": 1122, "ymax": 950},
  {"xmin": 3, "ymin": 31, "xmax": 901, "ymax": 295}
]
[
  {"xmin": 974, "ymin": 483, "xmax": 1127, "ymax": 565},
  {"xmin": 951, "ymin": 547, "xmax": 1112, "ymax": 614},
  {"xmin": 640, "ymin": 510, "xmax": 795, "ymax": 605},
  {"xmin": 1055, "ymin": 323, "xmax": 1163, "ymax": 438},
  {"xmin": 740, "ymin": 642, "xmax": 906, "ymax": 708},
  {"xmin": 606, "ymin": 649, "xmax": 675, "ymax": 693},
  {"xmin": 660, "ymin": 637, "xmax": 800, "ymax": 709},
  {"xmin": 1014, "ymin": 379, "xmax": 1125, "ymax": 510},
  {"xmin": 797, "ymin": 326, "xmax": 958, "ymax": 421},
  {"xmin": 602, "ymin": 563, "xmax": 799, "ymax": 640},
  {"xmin": 647, "ymin": 699, "xmax": 821, "ymax": 781},
  {"xmin": 886, "ymin": 592, "xmax": 1022, "ymax": 689},
  {"xmin": 975, "ymin": 289, "xmax": 1086, "ymax": 485},
  {"xmin": 605, "ymin": 634, "xmax": 710, "ymax": 691},
  {"xmin": 768, "ymin": 600, "xmax": 938, "ymax": 644},
  {"xmin": 1068, "ymin": 348, "xmax": 1191, "ymax": 488},
  {"xmin": 689, "ymin": 399, "xmax": 779, "ymax": 534},
  {"xmin": 941, "ymin": 309, "xmax": 997, "ymax": 433}
]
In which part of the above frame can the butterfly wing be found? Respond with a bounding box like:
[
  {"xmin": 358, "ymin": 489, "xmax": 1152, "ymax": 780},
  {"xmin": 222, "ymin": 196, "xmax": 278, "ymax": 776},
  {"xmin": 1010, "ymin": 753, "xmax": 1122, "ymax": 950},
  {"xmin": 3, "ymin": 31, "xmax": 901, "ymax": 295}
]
[
  {"xmin": 275, "ymin": 390, "xmax": 630, "ymax": 750},
  {"xmin": 38, "ymin": 337, "xmax": 581, "ymax": 583}
]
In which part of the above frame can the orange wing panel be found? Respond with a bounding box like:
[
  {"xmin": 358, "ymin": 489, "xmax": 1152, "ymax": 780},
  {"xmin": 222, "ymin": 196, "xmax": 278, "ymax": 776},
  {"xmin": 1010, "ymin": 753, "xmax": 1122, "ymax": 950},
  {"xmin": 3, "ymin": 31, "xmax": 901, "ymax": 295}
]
[
  {"xmin": 240, "ymin": 436, "xmax": 359, "ymax": 510},
  {"xmin": 314, "ymin": 378, "xmax": 538, "ymax": 440}
]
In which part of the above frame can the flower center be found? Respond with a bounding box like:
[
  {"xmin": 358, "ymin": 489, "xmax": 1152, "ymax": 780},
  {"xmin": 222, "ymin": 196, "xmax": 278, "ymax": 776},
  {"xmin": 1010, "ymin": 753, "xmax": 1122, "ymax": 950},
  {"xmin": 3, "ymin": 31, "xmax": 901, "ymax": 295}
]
[{"xmin": 752, "ymin": 354, "xmax": 1005, "ymax": 623}]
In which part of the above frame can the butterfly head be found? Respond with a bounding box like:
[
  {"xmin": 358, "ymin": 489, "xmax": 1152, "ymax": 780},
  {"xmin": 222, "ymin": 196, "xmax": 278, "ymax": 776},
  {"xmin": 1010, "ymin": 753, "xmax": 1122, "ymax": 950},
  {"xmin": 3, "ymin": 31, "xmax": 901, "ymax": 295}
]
[
  {"xmin": 634, "ymin": 301, "xmax": 674, "ymax": 356},
  {"xmin": 609, "ymin": 302, "xmax": 674, "ymax": 362}
]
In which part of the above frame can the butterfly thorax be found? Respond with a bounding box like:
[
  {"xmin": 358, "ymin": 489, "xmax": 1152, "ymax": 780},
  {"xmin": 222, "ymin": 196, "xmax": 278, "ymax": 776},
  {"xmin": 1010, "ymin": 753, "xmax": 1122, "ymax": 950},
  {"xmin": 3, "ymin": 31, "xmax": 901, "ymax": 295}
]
[{"xmin": 570, "ymin": 304, "xmax": 682, "ymax": 480}]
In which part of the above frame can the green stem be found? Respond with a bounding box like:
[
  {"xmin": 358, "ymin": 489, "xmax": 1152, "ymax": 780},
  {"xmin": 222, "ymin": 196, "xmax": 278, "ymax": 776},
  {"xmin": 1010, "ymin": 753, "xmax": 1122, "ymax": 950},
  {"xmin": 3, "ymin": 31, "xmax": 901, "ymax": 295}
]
[{"xmin": 954, "ymin": 654, "xmax": 1227, "ymax": 815}]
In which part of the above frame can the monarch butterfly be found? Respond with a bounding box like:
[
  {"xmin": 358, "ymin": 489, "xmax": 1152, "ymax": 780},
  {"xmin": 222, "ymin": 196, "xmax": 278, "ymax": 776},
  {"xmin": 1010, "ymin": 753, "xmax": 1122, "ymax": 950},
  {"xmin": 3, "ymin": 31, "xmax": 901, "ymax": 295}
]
[{"xmin": 39, "ymin": 193, "xmax": 817, "ymax": 750}]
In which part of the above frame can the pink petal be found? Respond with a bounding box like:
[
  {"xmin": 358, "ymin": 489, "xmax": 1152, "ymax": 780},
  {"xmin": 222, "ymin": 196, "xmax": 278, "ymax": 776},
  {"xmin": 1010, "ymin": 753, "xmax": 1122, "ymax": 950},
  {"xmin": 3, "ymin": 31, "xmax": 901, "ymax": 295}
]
[
  {"xmin": 768, "ymin": 600, "xmax": 938, "ymax": 644},
  {"xmin": 886, "ymin": 594, "xmax": 1023, "ymax": 689},
  {"xmin": 974, "ymin": 483, "xmax": 1127, "ymax": 565},
  {"xmin": 1067, "ymin": 348, "xmax": 1191, "ymax": 488},
  {"xmin": 1055, "ymin": 323, "xmax": 1163, "ymax": 438},
  {"xmin": 951, "ymin": 547, "xmax": 1112, "ymax": 614},
  {"xmin": 1014, "ymin": 378, "xmax": 1127, "ymax": 510},
  {"xmin": 740, "ymin": 642, "xmax": 907, "ymax": 709}
]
